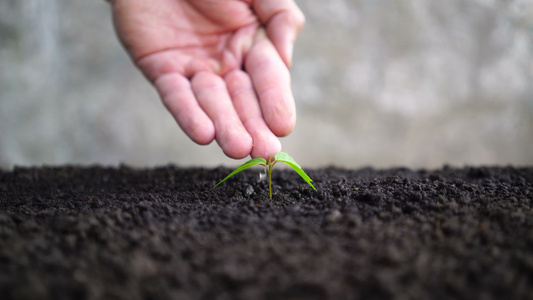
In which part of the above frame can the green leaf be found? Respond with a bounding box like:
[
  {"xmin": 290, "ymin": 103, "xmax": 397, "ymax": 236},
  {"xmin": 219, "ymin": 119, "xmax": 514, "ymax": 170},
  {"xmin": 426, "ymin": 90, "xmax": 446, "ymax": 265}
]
[
  {"xmin": 213, "ymin": 157, "xmax": 267, "ymax": 188},
  {"xmin": 274, "ymin": 152, "xmax": 316, "ymax": 191}
]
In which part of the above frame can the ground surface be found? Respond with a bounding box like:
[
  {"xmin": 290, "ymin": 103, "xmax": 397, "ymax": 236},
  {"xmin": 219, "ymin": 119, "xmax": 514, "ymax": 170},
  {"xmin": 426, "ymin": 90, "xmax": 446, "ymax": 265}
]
[{"xmin": 0, "ymin": 165, "xmax": 532, "ymax": 300}]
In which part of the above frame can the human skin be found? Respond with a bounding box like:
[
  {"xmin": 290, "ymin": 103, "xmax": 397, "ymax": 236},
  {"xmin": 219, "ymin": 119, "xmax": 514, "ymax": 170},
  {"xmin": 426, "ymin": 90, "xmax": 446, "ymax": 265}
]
[{"xmin": 109, "ymin": 0, "xmax": 305, "ymax": 160}]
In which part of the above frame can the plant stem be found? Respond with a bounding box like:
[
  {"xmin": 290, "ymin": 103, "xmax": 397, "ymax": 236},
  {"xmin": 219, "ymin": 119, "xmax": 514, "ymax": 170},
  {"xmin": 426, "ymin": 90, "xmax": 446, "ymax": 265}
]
[
  {"xmin": 268, "ymin": 166, "xmax": 272, "ymax": 198},
  {"xmin": 266, "ymin": 158, "xmax": 277, "ymax": 198}
]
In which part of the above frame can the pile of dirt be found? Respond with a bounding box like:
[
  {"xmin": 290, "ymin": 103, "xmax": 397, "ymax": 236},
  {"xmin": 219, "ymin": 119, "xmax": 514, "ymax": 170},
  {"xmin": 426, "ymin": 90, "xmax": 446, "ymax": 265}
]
[{"xmin": 0, "ymin": 165, "xmax": 532, "ymax": 299}]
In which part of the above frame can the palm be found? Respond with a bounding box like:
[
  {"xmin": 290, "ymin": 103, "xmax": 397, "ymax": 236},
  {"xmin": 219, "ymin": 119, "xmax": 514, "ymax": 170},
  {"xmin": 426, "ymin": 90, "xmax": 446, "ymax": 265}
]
[
  {"xmin": 114, "ymin": 0, "xmax": 259, "ymax": 78},
  {"xmin": 112, "ymin": 0, "xmax": 304, "ymax": 160}
]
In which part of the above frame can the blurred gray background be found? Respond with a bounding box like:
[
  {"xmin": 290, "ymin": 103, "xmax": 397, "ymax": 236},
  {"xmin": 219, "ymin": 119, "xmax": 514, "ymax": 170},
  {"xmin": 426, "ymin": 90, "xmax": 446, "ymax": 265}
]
[{"xmin": 1, "ymin": 0, "xmax": 532, "ymax": 169}]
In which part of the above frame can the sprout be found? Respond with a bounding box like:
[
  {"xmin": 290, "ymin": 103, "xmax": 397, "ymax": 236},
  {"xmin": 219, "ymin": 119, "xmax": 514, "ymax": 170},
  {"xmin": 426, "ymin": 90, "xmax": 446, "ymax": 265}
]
[{"xmin": 214, "ymin": 152, "xmax": 316, "ymax": 198}]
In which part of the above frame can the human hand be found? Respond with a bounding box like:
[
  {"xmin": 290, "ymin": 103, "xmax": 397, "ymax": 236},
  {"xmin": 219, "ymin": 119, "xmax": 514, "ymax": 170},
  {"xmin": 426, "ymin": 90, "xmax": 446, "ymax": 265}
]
[{"xmin": 110, "ymin": 0, "xmax": 305, "ymax": 160}]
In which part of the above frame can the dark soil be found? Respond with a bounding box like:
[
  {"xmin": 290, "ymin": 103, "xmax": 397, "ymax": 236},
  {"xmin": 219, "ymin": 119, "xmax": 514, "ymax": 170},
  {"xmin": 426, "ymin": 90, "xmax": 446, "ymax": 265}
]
[{"xmin": 1, "ymin": 165, "xmax": 532, "ymax": 300}]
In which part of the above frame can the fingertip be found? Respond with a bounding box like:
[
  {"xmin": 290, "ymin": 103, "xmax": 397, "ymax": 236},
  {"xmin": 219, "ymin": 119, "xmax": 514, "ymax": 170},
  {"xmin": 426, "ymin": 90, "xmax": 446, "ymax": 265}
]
[
  {"xmin": 250, "ymin": 131, "xmax": 282, "ymax": 160},
  {"xmin": 154, "ymin": 73, "xmax": 216, "ymax": 146},
  {"xmin": 244, "ymin": 40, "xmax": 296, "ymax": 137},
  {"xmin": 268, "ymin": 111, "xmax": 295, "ymax": 137},
  {"xmin": 189, "ymin": 120, "xmax": 216, "ymax": 145},
  {"xmin": 190, "ymin": 71, "xmax": 253, "ymax": 158},
  {"xmin": 260, "ymin": 91, "xmax": 296, "ymax": 137},
  {"xmin": 218, "ymin": 129, "xmax": 253, "ymax": 159}
]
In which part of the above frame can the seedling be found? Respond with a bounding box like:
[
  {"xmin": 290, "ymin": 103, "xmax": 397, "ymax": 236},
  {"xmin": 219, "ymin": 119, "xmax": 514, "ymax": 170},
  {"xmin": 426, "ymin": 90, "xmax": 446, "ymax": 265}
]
[{"xmin": 213, "ymin": 152, "xmax": 316, "ymax": 198}]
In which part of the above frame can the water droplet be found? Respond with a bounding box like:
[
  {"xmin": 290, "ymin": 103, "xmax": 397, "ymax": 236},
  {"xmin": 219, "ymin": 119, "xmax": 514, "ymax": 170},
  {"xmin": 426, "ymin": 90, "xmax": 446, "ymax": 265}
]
[{"xmin": 258, "ymin": 169, "xmax": 267, "ymax": 182}]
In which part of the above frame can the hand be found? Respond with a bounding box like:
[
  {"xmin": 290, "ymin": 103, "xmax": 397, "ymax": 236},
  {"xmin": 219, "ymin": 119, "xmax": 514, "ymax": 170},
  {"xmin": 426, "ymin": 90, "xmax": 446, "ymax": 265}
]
[{"xmin": 110, "ymin": 0, "xmax": 305, "ymax": 160}]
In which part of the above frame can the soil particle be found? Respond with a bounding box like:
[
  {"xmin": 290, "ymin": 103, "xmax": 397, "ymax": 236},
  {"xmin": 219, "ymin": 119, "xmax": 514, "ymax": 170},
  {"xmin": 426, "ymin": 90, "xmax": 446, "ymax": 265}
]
[{"xmin": 1, "ymin": 165, "xmax": 532, "ymax": 299}]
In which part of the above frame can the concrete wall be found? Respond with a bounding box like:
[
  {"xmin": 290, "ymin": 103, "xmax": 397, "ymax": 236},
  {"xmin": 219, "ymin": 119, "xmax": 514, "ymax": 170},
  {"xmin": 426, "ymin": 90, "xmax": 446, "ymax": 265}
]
[{"xmin": 1, "ymin": 0, "xmax": 532, "ymax": 169}]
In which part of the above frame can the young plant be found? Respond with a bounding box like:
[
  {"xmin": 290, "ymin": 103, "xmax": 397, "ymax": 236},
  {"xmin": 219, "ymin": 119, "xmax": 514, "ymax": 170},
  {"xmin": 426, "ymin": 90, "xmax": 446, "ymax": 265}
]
[{"xmin": 213, "ymin": 152, "xmax": 316, "ymax": 198}]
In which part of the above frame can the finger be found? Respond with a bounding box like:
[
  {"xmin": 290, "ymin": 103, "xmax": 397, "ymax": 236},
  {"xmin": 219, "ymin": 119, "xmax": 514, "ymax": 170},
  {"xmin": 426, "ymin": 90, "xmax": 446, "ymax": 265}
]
[
  {"xmin": 154, "ymin": 73, "xmax": 215, "ymax": 145},
  {"xmin": 252, "ymin": 0, "xmax": 305, "ymax": 67},
  {"xmin": 225, "ymin": 69, "xmax": 282, "ymax": 160},
  {"xmin": 245, "ymin": 33, "xmax": 296, "ymax": 137},
  {"xmin": 191, "ymin": 71, "xmax": 252, "ymax": 159}
]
